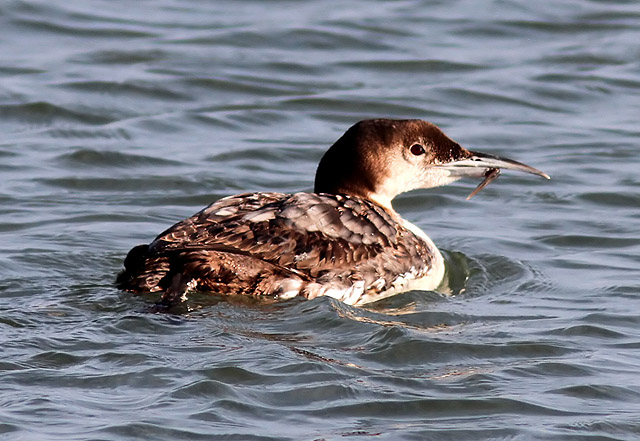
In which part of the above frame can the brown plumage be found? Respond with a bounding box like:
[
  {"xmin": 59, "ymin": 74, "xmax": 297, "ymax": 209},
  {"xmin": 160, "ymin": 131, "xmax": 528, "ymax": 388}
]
[{"xmin": 117, "ymin": 192, "xmax": 437, "ymax": 305}]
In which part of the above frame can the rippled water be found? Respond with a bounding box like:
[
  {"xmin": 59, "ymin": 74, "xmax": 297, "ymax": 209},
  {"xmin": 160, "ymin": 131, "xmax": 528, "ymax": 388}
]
[{"xmin": 2, "ymin": 1, "xmax": 640, "ymax": 439}]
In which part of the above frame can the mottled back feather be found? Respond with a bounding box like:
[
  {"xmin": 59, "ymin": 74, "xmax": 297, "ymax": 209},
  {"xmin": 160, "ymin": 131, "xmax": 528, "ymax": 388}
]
[{"xmin": 117, "ymin": 192, "xmax": 436, "ymax": 303}]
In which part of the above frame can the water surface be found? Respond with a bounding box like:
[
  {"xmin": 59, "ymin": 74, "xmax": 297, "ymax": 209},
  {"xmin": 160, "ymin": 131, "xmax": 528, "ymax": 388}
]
[{"xmin": 2, "ymin": 1, "xmax": 640, "ymax": 440}]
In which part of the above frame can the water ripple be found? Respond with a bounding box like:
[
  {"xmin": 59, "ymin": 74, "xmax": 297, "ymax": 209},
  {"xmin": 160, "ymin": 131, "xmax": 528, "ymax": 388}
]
[
  {"xmin": 56, "ymin": 149, "xmax": 181, "ymax": 168},
  {"xmin": 0, "ymin": 102, "xmax": 116, "ymax": 127},
  {"xmin": 15, "ymin": 17, "xmax": 156, "ymax": 39}
]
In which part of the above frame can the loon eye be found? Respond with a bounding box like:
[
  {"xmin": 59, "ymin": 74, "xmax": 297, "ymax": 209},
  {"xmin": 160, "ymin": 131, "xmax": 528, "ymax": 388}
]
[{"xmin": 410, "ymin": 143, "xmax": 425, "ymax": 156}]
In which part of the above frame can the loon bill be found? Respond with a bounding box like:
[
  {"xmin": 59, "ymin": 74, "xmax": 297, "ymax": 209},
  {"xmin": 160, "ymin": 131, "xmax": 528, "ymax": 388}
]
[{"xmin": 117, "ymin": 119, "xmax": 549, "ymax": 306}]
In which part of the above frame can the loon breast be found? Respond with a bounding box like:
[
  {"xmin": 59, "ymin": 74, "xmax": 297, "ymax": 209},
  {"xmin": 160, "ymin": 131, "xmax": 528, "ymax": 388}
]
[{"xmin": 117, "ymin": 192, "xmax": 444, "ymax": 306}]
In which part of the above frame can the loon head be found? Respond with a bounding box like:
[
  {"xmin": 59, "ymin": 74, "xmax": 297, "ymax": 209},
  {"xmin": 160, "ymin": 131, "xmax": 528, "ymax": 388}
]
[{"xmin": 314, "ymin": 119, "xmax": 549, "ymax": 210}]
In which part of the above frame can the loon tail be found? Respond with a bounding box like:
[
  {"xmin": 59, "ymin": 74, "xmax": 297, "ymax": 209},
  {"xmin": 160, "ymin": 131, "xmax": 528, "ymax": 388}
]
[{"xmin": 116, "ymin": 244, "xmax": 168, "ymax": 293}]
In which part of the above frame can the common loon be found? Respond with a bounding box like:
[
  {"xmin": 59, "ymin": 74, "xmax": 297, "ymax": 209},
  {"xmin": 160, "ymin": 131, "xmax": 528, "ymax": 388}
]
[{"xmin": 117, "ymin": 119, "xmax": 549, "ymax": 306}]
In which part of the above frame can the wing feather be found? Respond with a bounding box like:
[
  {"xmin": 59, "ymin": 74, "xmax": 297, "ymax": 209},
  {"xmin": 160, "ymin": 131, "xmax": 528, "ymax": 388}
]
[{"xmin": 122, "ymin": 192, "xmax": 434, "ymax": 298}]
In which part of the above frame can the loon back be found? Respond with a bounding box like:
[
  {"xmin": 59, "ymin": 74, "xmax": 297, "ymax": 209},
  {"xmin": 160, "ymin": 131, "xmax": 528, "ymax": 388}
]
[{"xmin": 117, "ymin": 192, "xmax": 442, "ymax": 305}]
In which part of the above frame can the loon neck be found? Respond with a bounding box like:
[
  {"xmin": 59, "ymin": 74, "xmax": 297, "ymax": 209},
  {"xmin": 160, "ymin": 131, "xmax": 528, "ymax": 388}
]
[{"xmin": 362, "ymin": 192, "xmax": 396, "ymax": 213}]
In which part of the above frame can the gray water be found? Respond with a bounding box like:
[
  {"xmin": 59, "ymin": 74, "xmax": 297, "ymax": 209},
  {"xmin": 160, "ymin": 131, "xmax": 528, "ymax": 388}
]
[{"xmin": 2, "ymin": 1, "xmax": 640, "ymax": 440}]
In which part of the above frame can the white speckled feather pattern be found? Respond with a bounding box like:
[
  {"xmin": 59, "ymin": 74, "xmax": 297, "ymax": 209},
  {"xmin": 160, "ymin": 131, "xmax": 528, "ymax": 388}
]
[{"xmin": 118, "ymin": 192, "xmax": 443, "ymax": 305}]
